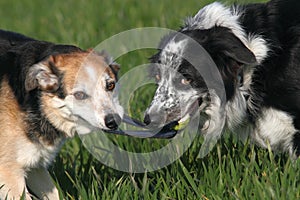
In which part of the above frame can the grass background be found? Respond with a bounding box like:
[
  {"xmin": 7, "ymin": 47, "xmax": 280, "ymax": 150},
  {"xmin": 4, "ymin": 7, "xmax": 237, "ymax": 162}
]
[{"xmin": 1, "ymin": 0, "xmax": 299, "ymax": 199}]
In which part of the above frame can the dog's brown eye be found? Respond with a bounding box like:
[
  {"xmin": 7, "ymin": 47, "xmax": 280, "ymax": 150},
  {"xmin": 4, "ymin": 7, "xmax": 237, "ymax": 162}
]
[
  {"xmin": 74, "ymin": 91, "xmax": 89, "ymax": 100},
  {"xmin": 181, "ymin": 78, "xmax": 192, "ymax": 85},
  {"xmin": 106, "ymin": 82, "xmax": 115, "ymax": 91}
]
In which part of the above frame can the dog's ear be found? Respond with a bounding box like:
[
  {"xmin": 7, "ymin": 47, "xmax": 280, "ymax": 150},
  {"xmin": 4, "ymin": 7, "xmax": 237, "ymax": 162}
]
[
  {"xmin": 93, "ymin": 49, "xmax": 120, "ymax": 74},
  {"xmin": 218, "ymin": 33, "xmax": 257, "ymax": 78},
  {"xmin": 102, "ymin": 51, "xmax": 120, "ymax": 75},
  {"xmin": 87, "ymin": 49, "xmax": 120, "ymax": 74},
  {"xmin": 224, "ymin": 46, "xmax": 257, "ymax": 66},
  {"xmin": 25, "ymin": 55, "xmax": 60, "ymax": 92},
  {"xmin": 109, "ymin": 62, "xmax": 120, "ymax": 75},
  {"xmin": 223, "ymin": 34, "xmax": 257, "ymax": 66}
]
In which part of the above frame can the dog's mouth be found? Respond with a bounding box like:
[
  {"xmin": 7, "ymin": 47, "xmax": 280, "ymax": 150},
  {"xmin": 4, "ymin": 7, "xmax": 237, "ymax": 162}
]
[
  {"xmin": 101, "ymin": 98, "xmax": 205, "ymax": 139},
  {"xmin": 101, "ymin": 114, "xmax": 178, "ymax": 139}
]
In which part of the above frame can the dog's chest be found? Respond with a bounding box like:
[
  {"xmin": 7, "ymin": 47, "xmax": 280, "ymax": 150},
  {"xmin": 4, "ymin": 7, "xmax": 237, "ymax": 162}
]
[{"xmin": 16, "ymin": 138, "xmax": 64, "ymax": 168}]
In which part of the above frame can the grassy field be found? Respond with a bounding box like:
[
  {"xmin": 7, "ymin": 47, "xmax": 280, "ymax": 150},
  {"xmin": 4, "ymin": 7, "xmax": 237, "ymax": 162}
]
[{"xmin": 1, "ymin": 0, "xmax": 299, "ymax": 199}]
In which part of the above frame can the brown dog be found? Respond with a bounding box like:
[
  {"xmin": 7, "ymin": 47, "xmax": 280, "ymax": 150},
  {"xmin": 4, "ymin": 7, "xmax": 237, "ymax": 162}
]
[{"xmin": 0, "ymin": 30, "xmax": 123, "ymax": 199}]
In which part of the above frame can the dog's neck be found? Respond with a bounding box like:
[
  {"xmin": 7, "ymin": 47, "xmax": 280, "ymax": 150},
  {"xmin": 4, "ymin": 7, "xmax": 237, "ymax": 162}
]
[
  {"xmin": 25, "ymin": 101, "xmax": 66, "ymax": 147},
  {"xmin": 225, "ymin": 88, "xmax": 248, "ymax": 130},
  {"xmin": 20, "ymin": 90, "xmax": 69, "ymax": 149}
]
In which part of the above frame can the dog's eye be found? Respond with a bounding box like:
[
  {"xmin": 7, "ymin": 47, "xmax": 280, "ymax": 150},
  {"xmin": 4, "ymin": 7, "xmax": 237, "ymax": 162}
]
[
  {"xmin": 73, "ymin": 91, "xmax": 89, "ymax": 100},
  {"xmin": 106, "ymin": 81, "xmax": 115, "ymax": 91},
  {"xmin": 181, "ymin": 78, "xmax": 192, "ymax": 85}
]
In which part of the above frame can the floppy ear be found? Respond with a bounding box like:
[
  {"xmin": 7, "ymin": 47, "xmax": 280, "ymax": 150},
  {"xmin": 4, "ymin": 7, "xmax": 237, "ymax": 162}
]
[
  {"xmin": 224, "ymin": 46, "xmax": 257, "ymax": 66},
  {"xmin": 223, "ymin": 35, "xmax": 257, "ymax": 66},
  {"xmin": 220, "ymin": 34, "xmax": 257, "ymax": 78},
  {"xmin": 25, "ymin": 55, "xmax": 60, "ymax": 92}
]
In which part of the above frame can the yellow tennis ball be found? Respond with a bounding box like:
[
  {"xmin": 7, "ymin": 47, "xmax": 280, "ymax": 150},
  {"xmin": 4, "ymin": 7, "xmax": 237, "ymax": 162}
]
[{"xmin": 174, "ymin": 115, "xmax": 190, "ymax": 130}]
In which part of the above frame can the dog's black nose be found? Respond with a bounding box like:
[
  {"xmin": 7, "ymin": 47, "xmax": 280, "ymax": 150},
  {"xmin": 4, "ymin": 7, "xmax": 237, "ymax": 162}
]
[
  {"xmin": 105, "ymin": 114, "xmax": 121, "ymax": 130},
  {"xmin": 144, "ymin": 114, "xmax": 151, "ymax": 125}
]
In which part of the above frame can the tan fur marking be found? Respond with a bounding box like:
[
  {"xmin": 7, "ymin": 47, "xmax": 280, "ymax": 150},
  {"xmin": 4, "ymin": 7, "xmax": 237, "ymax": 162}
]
[
  {"xmin": 40, "ymin": 94, "xmax": 77, "ymax": 138},
  {"xmin": 0, "ymin": 76, "xmax": 26, "ymax": 163},
  {"xmin": 0, "ymin": 76, "xmax": 31, "ymax": 199}
]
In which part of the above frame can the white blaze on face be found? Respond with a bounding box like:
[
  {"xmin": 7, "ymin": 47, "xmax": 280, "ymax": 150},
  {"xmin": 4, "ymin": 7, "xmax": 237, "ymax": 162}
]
[{"xmin": 64, "ymin": 54, "xmax": 123, "ymax": 134}]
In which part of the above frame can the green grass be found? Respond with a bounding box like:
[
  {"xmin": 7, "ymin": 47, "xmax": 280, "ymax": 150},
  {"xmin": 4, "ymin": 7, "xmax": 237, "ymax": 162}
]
[{"xmin": 1, "ymin": 0, "xmax": 299, "ymax": 199}]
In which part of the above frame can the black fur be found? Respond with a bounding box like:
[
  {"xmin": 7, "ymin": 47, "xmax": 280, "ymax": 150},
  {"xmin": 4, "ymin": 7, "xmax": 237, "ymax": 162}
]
[
  {"xmin": 0, "ymin": 30, "xmax": 82, "ymax": 145},
  {"xmin": 241, "ymin": 0, "xmax": 300, "ymax": 153}
]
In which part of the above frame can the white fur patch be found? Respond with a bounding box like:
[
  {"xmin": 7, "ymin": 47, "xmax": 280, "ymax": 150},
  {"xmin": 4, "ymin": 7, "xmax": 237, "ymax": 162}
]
[
  {"xmin": 183, "ymin": 2, "xmax": 269, "ymax": 63},
  {"xmin": 202, "ymin": 90, "xmax": 226, "ymax": 138},
  {"xmin": 185, "ymin": 2, "xmax": 244, "ymax": 36},
  {"xmin": 160, "ymin": 39, "xmax": 188, "ymax": 69},
  {"xmin": 199, "ymin": 89, "xmax": 226, "ymax": 158},
  {"xmin": 246, "ymin": 35, "xmax": 269, "ymax": 63},
  {"xmin": 16, "ymin": 139, "xmax": 63, "ymax": 168},
  {"xmin": 163, "ymin": 39, "xmax": 187, "ymax": 56},
  {"xmin": 251, "ymin": 108, "xmax": 296, "ymax": 156},
  {"xmin": 225, "ymin": 91, "xmax": 247, "ymax": 130}
]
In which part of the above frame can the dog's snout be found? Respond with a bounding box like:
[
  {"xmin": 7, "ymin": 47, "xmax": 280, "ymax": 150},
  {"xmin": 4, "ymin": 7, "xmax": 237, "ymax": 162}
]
[
  {"xmin": 143, "ymin": 112, "xmax": 165, "ymax": 128},
  {"xmin": 104, "ymin": 114, "xmax": 121, "ymax": 130}
]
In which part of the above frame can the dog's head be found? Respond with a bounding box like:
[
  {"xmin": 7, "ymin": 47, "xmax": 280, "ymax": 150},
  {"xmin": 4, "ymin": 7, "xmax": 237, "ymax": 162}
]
[
  {"xmin": 25, "ymin": 49, "xmax": 123, "ymax": 136},
  {"xmin": 144, "ymin": 3, "xmax": 259, "ymax": 135}
]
